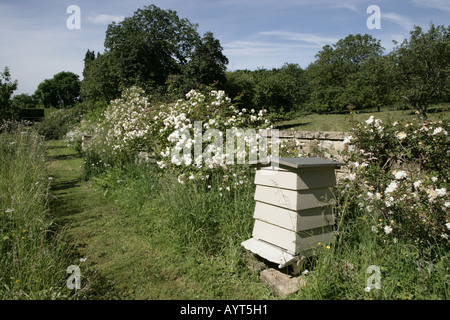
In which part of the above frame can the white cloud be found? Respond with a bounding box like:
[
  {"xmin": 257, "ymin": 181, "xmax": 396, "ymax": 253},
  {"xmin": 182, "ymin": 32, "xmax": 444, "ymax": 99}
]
[
  {"xmin": 258, "ymin": 31, "xmax": 340, "ymax": 47},
  {"xmin": 411, "ymin": 0, "xmax": 450, "ymax": 13},
  {"xmin": 88, "ymin": 14, "xmax": 125, "ymax": 25},
  {"xmin": 382, "ymin": 12, "xmax": 415, "ymax": 31}
]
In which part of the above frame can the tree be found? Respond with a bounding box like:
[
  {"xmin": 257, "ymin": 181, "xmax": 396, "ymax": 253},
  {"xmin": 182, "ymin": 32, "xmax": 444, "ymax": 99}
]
[
  {"xmin": 224, "ymin": 64, "xmax": 310, "ymax": 119},
  {"xmin": 82, "ymin": 5, "xmax": 229, "ymax": 103},
  {"xmin": 0, "ymin": 67, "xmax": 18, "ymax": 121},
  {"xmin": 389, "ymin": 24, "xmax": 450, "ymax": 119},
  {"xmin": 35, "ymin": 71, "xmax": 81, "ymax": 108},
  {"xmin": 80, "ymin": 52, "xmax": 122, "ymax": 103},
  {"xmin": 104, "ymin": 5, "xmax": 199, "ymax": 90},
  {"xmin": 307, "ymin": 34, "xmax": 384, "ymax": 113},
  {"xmin": 11, "ymin": 93, "xmax": 37, "ymax": 110},
  {"xmin": 183, "ymin": 31, "xmax": 229, "ymax": 88},
  {"xmin": 224, "ymin": 69, "xmax": 257, "ymax": 109}
]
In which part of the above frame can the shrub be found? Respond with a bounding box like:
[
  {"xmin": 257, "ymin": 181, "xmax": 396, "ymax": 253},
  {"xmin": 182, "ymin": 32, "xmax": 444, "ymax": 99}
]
[
  {"xmin": 339, "ymin": 115, "xmax": 449, "ymax": 246},
  {"xmin": 35, "ymin": 103, "xmax": 91, "ymax": 140},
  {"xmin": 83, "ymin": 86, "xmax": 274, "ymax": 186}
]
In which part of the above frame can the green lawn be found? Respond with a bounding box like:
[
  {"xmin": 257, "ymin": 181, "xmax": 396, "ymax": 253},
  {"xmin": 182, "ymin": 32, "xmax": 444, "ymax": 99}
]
[
  {"xmin": 275, "ymin": 106, "xmax": 450, "ymax": 132},
  {"xmin": 46, "ymin": 140, "xmax": 272, "ymax": 300}
]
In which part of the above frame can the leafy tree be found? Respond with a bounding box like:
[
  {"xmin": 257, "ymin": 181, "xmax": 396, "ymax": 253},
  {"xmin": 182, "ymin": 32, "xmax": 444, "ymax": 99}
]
[
  {"xmin": 184, "ymin": 31, "xmax": 229, "ymax": 88},
  {"xmin": 11, "ymin": 93, "xmax": 37, "ymax": 110},
  {"xmin": 307, "ymin": 34, "xmax": 384, "ymax": 113},
  {"xmin": 104, "ymin": 5, "xmax": 199, "ymax": 90},
  {"xmin": 80, "ymin": 52, "xmax": 122, "ymax": 103},
  {"xmin": 389, "ymin": 24, "xmax": 450, "ymax": 119},
  {"xmin": 224, "ymin": 69, "xmax": 256, "ymax": 109},
  {"xmin": 0, "ymin": 67, "xmax": 19, "ymax": 121},
  {"xmin": 35, "ymin": 71, "xmax": 81, "ymax": 108},
  {"xmin": 82, "ymin": 5, "xmax": 229, "ymax": 103},
  {"xmin": 224, "ymin": 64, "xmax": 310, "ymax": 119}
]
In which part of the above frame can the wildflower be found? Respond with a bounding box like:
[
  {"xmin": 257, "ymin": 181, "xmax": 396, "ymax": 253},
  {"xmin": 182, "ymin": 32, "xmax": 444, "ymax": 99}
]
[
  {"xmin": 393, "ymin": 170, "xmax": 407, "ymax": 180},
  {"xmin": 384, "ymin": 225, "xmax": 393, "ymax": 235},
  {"xmin": 365, "ymin": 116, "xmax": 375, "ymax": 125},
  {"xmin": 385, "ymin": 196, "xmax": 394, "ymax": 207},
  {"xmin": 326, "ymin": 245, "xmax": 331, "ymax": 250},
  {"xmin": 432, "ymin": 127, "xmax": 447, "ymax": 135},
  {"xmin": 435, "ymin": 188, "xmax": 446, "ymax": 197},
  {"xmin": 177, "ymin": 174, "xmax": 185, "ymax": 184},
  {"xmin": 364, "ymin": 286, "xmax": 371, "ymax": 293},
  {"xmin": 343, "ymin": 135, "xmax": 353, "ymax": 144},
  {"xmin": 431, "ymin": 176, "xmax": 438, "ymax": 183},
  {"xmin": 302, "ymin": 269, "xmax": 309, "ymax": 276},
  {"xmin": 445, "ymin": 223, "xmax": 450, "ymax": 231},
  {"xmin": 395, "ymin": 131, "xmax": 407, "ymax": 140},
  {"xmin": 385, "ymin": 181, "xmax": 398, "ymax": 194},
  {"xmin": 426, "ymin": 188, "xmax": 438, "ymax": 202},
  {"xmin": 156, "ymin": 160, "xmax": 166, "ymax": 169},
  {"xmin": 413, "ymin": 180, "xmax": 422, "ymax": 189}
]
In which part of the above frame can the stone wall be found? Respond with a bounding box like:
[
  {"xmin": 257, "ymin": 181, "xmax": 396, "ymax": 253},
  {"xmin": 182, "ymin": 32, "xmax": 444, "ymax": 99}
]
[
  {"xmin": 267, "ymin": 130, "xmax": 351, "ymax": 180},
  {"xmin": 269, "ymin": 129, "xmax": 351, "ymax": 158}
]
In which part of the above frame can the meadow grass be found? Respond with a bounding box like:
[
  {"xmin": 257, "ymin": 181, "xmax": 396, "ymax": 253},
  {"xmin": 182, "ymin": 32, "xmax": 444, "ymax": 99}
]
[
  {"xmin": 5, "ymin": 108, "xmax": 447, "ymax": 300},
  {"xmin": 275, "ymin": 105, "xmax": 450, "ymax": 131},
  {"xmin": 0, "ymin": 125, "xmax": 73, "ymax": 299},
  {"xmin": 83, "ymin": 159, "xmax": 449, "ymax": 300},
  {"xmin": 83, "ymin": 162, "xmax": 272, "ymax": 299}
]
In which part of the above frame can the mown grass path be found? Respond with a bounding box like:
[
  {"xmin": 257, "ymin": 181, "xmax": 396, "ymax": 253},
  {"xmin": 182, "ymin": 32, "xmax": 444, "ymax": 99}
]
[
  {"xmin": 45, "ymin": 140, "xmax": 270, "ymax": 300},
  {"xmin": 46, "ymin": 140, "xmax": 122, "ymax": 298}
]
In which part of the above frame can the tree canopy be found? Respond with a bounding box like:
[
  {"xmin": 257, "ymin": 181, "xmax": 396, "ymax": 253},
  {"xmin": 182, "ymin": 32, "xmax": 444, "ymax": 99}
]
[
  {"xmin": 388, "ymin": 24, "xmax": 450, "ymax": 119},
  {"xmin": 0, "ymin": 67, "xmax": 19, "ymax": 121},
  {"xmin": 82, "ymin": 5, "xmax": 228, "ymax": 103},
  {"xmin": 34, "ymin": 71, "xmax": 80, "ymax": 108},
  {"xmin": 306, "ymin": 34, "xmax": 386, "ymax": 113}
]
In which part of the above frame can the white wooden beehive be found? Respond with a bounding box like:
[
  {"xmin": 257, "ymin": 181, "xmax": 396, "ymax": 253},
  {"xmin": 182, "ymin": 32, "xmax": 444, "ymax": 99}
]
[{"xmin": 241, "ymin": 157, "xmax": 342, "ymax": 269}]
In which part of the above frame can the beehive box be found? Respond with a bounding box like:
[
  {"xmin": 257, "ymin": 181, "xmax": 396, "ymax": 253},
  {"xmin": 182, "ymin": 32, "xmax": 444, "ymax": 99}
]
[{"xmin": 241, "ymin": 157, "xmax": 342, "ymax": 269}]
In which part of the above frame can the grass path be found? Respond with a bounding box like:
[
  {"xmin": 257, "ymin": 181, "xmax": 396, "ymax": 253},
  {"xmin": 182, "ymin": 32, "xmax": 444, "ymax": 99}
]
[
  {"xmin": 46, "ymin": 139, "xmax": 190, "ymax": 299},
  {"xmin": 45, "ymin": 140, "xmax": 271, "ymax": 300},
  {"xmin": 46, "ymin": 140, "xmax": 123, "ymax": 298}
]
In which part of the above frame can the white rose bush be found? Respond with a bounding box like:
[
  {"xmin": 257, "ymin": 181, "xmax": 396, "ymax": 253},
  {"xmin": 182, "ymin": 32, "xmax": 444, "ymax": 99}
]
[
  {"xmin": 81, "ymin": 86, "xmax": 273, "ymax": 187},
  {"xmin": 339, "ymin": 115, "xmax": 449, "ymax": 245}
]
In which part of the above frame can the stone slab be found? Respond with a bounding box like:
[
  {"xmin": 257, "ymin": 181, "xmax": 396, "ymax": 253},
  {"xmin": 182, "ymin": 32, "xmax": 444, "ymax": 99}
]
[{"xmin": 260, "ymin": 268, "xmax": 306, "ymax": 297}]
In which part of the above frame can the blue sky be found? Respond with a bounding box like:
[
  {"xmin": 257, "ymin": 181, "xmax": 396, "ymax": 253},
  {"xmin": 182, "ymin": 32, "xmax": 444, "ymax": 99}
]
[{"xmin": 1, "ymin": 0, "xmax": 449, "ymax": 95}]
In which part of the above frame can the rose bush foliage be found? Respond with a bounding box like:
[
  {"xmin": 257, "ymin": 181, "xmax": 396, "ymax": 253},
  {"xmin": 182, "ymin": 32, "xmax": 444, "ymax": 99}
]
[{"xmin": 339, "ymin": 115, "xmax": 449, "ymax": 245}]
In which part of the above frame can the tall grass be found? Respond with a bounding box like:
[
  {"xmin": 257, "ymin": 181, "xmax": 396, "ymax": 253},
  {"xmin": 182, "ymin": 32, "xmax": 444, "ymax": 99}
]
[
  {"xmin": 91, "ymin": 162, "xmax": 256, "ymax": 258},
  {"xmin": 88, "ymin": 161, "xmax": 450, "ymax": 299},
  {"xmin": 294, "ymin": 193, "xmax": 450, "ymax": 300},
  {"xmin": 0, "ymin": 124, "xmax": 72, "ymax": 299}
]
